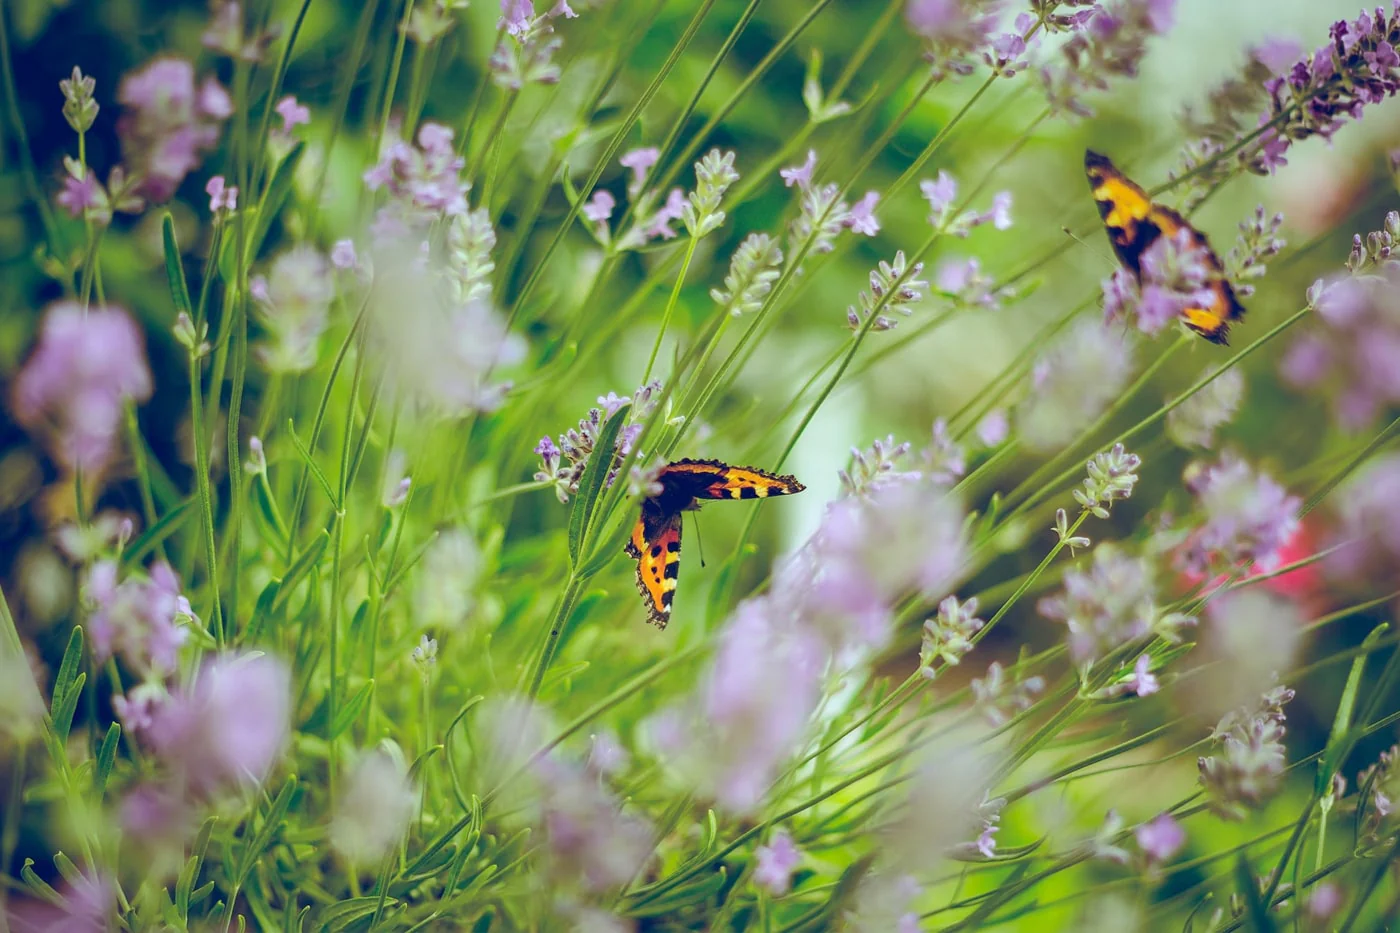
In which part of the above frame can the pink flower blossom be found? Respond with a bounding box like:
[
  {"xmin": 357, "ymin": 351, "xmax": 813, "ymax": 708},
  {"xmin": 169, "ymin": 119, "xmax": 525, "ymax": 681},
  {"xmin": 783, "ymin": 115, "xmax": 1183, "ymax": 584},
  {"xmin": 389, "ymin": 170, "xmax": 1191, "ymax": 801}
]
[
  {"xmin": 754, "ymin": 830, "xmax": 801, "ymax": 895},
  {"xmin": 12, "ymin": 303, "xmax": 153, "ymax": 472},
  {"xmin": 205, "ymin": 174, "xmax": 237, "ymax": 212},
  {"xmin": 780, "ymin": 150, "xmax": 817, "ymax": 189},
  {"xmin": 619, "ymin": 146, "xmax": 659, "ymax": 194},
  {"xmin": 845, "ymin": 190, "xmax": 881, "ymax": 236},
  {"xmin": 84, "ymin": 559, "xmax": 192, "ymax": 675},
  {"xmin": 1135, "ymin": 812, "xmax": 1185, "ymax": 862},
  {"xmin": 274, "ymin": 94, "xmax": 310, "ymax": 131},
  {"xmin": 117, "ymin": 57, "xmax": 231, "ymax": 200}
]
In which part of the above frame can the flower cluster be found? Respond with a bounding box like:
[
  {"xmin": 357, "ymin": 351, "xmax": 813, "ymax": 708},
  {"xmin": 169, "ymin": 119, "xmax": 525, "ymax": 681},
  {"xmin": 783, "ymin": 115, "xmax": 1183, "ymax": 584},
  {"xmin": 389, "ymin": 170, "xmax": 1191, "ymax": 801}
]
[
  {"xmin": 116, "ymin": 56, "xmax": 232, "ymax": 201},
  {"xmin": 117, "ymin": 653, "xmax": 292, "ymax": 799},
  {"xmin": 846, "ymin": 251, "xmax": 928, "ymax": 333},
  {"xmin": 534, "ymin": 381, "xmax": 663, "ymax": 502},
  {"xmin": 1257, "ymin": 6, "xmax": 1400, "ymax": 173},
  {"xmin": 905, "ymin": 0, "xmax": 1004, "ymax": 78},
  {"xmin": 712, "ymin": 233, "xmax": 784, "ymax": 315},
  {"xmin": 12, "ymin": 303, "xmax": 153, "ymax": 475},
  {"xmin": 1038, "ymin": 543, "xmax": 1194, "ymax": 667},
  {"xmin": 1282, "ymin": 212, "xmax": 1400, "ymax": 430},
  {"xmin": 839, "ymin": 435, "xmax": 918, "ymax": 497},
  {"xmin": 921, "ymin": 169, "xmax": 1012, "ymax": 236},
  {"xmin": 83, "ymin": 560, "xmax": 193, "ymax": 678},
  {"xmin": 364, "ymin": 121, "xmax": 471, "ymax": 232},
  {"xmin": 490, "ymin": 0, "xmax": 577, "ymax": 88},
  {"xmin": 1327, "ymin": 452, "xmax": 1400, "ymax": 580},
  {"xmin": 919, "ymin": 594, "xmax": 985, "ymax": 675},
  {"xmin": 1039, "ymin": 0, "xmax": 1177, "ymax": 117},
  {"xmin": 1198, "ymin": 685, "xmax": 1294, "ymax": 820},
  {"xmin": 782, "ymin": 150, "xmax": 880, "ymax": 264},
  {"xmin": 1073, "ymin": 443, "xmax": 1141, "ymax": 518},
  {"xmin": 1177, "ymin": 454, "xmax": 1300, "ymax": 574},
  {"xmin": 972, "ymin": 660, "xmax": 1046, "ymax": 725},
  {"xmin": 1358, "ymin": 744, "xmax": 1400, "ymax": 850}
]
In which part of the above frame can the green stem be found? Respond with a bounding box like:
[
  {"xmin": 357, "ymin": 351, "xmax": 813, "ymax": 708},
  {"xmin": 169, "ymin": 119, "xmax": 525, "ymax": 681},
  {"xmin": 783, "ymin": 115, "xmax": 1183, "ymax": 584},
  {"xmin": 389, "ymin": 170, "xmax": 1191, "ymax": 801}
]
[
  {"xmin": 526, "ymin": 576, "xmax": 583, "ymax": 700},
  {"xmin": 641, "ymin": 238, "xmax": 698, "ymax": 386},
  {"xmin": 188, "ymin": 348, "xmax": 224, "ymax": 647}
]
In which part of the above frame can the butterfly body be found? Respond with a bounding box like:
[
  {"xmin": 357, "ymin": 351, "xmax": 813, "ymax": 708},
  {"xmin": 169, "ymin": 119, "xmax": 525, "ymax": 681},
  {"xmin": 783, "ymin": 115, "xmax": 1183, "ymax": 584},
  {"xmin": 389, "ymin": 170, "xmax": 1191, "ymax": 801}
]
[
  {"xmin": 625, "ymin": 458, "xmax": 805, "ymax": 628},
  {"xmin": 1084, "ymin": 150, "xmax": 1244, "ymax": 345}
]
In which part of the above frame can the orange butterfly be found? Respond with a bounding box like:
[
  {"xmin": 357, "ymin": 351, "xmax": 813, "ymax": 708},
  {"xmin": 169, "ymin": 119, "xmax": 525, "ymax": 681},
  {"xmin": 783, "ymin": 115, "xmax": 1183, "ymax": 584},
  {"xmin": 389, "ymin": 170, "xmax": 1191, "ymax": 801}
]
[
  {"xmin": 625, "ymin": 459, "xmax": 805, "ymax": 628},
  {"xmin": 1084, "ymin": 150, "xmax": 1245, "ymax": 344}
]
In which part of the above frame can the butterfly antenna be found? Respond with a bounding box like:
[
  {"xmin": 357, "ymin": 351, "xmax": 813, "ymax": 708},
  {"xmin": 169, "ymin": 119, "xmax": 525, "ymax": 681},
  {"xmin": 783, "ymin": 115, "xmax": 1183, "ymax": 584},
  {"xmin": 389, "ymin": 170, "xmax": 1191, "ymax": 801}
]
[
  {"xmin": 691, "ymin": 513, "xmax": 708, "ymax": 569},
  {"xmin": 1062, "ymin": 225, "xmax": 1117, "ymax": 269}
]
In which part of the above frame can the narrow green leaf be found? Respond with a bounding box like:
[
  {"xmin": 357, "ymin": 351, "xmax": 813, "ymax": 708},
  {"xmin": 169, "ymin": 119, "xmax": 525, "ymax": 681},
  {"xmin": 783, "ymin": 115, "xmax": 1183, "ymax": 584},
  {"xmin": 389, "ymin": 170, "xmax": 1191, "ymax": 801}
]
[
  {"xmin": 50, "ymin": 671, "xmax": 85, "ymax": 745},
  {"xmin": 123, "ymin": 498, "xmax": 195, "ymax": 565},
  {"xmin": 274, "ymin": 531, "xmax": 330, "ymax": 611},
  {"xmin": 287, "ymin": 419, "xmax": 338, "ymax": 508},
  {"xmin": 93, "ymin": 723, "xmax": 120, "ymax": 797},
  {"xmin": 20, "ymin": 859, "xmax": 63, "ymax": 905},
  {"xmin": 176, "ymin": 816, "xmax": 217, "ymax": 917},
  {"xmin": 50, "ymin": 625, "xmax": 83, "ymax": 717},
  {"xmin": 577, "ymin": 510, "xmax": 635, "ymax": 581},
  {"xmin": 625, "ymin": 868, "xmax": 727, "ymax": 917},
  {"xmin": 1234, "ymin": 853, "xmax": 1276, "ymax": 933},
  {"xmin": 161, "ymin": 214, "xmax": 193, "ymax": 316},
  {"xmin": 1318, "ymin": 623, "xmax": 1388, "ymax": 794},
  {"xmin": 234, "ymin": 775, "xmax": 298, "ymax": 888},
  {"xmin": 567, "ymin": 404, "xmax": 630, "ymax": 565},
  {"xmin": 328, "ymin": 680, "xmax": 374, "ymax": 738},
  {"xmin": 318, "ymin": 896, "xmax": 397, "ymax": 932},
  {"xmin": 52, "ymin": 851, "xmax": 82, "ymax": 886}
]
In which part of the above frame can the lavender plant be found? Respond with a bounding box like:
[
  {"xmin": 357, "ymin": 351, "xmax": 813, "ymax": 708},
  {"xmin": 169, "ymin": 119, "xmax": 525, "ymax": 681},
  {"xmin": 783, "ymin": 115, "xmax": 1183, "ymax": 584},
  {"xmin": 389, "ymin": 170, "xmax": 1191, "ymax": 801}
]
[{"xmin": 3, "ymin": 1, "xmax": 1400, "ymax": 930}]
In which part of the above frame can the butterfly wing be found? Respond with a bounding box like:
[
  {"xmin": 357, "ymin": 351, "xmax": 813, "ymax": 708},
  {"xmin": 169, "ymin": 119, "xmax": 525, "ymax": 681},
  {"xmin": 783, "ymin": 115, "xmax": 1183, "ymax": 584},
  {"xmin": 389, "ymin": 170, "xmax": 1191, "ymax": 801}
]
[
  {"xmin": 660, "ymin": 458, "xmax": 806, "ymax": 501},
  {"xmin": 1085, "ymin": 149, "xmax": 1157, "ymax": 273},
  {"xmin": 626, "ymin": 508, "xmax": 682, "ymax": 629},
  {"xmin": 1146, "ymin": 205, "xmax": 1246, "ymax": 345},
  {"xmin": 1085, "ymin": 150, "xmax": 1245, "ymax": 346}
]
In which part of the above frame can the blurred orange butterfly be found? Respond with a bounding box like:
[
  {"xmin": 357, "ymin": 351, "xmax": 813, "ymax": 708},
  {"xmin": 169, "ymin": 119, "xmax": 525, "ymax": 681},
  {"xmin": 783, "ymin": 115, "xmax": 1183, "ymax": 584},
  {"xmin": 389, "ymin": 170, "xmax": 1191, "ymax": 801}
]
[
  {"xmin": 625, "ymin": 459, "xmax": 805, "ymax": 628},
  {"xmin": 1084, "ymin": 149, "xmax": 1245, "ymax": 345}
]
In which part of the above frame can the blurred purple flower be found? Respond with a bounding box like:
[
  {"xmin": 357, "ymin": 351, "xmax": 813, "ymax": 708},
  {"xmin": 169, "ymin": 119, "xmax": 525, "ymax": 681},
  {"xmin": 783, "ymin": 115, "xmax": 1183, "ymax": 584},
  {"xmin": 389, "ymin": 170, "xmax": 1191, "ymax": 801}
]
[
  {"xmin": 971, "ymin": 660, "xmax": 1044, "ymax": 725},
  {"xmin": 1198, "ymin": 686, "xmax": 1293, "ymax": 820},
  {"xmin": 12, "ymin": 302, "xmax": 153, "ymax": 473},
  {"xmin": 331, "ymin": 238, "xmax": 358, "ymax": 270},
  {"xmin": 920, "ymin": 170, "xmax": 957, "ymax": 216},
  {"xmin": 140, "ymin": 653, "xmax": 292, "ymax": 796},
  {"xmin": 1015, "ymin": 317, "xmax": 1136, "ymax": 453},
  {"xmin": 1179, "ymin": 454, "xmax": 1299, "ymax": 574},
  {"xmin": 1135, "ymin": 812, "xmax": 1185, "ymax": 864},
  {"xmin": 642, "ymin": 187, "xmax": 686, "ymax": 241},
  {"xmin": 364, "ymin": 121, "xmax": 470, "ymax": 227},
  {"xmin": 84, "ymin": 559, "xmax": 192, "ymax": 676},
  {"xmin": 1166, "ymin": 366, "xmax": 1245, "ymax": 449},
  {"xmin": 1326, "ymin": 453, "xmax": 1400, "ymax": 580},
  {"xmin": 5, "ymin": 872, "xmax": 112, "ymax": 933},
  {"xmin": 56, "ymin": 170, "xmax": 103, "ymax": 219},
  {"xmin": 619, "ymin": 146, "xmax": 659, "ymax": 194},
  {"xmin": 274, "ymin": 94, "xmax": 310, "ymax": 131},
  {"xmin": 1040, "ymin": 0, "xmax": 1178, "ymax": 117},
  {"xmin": 754, "ymin": 829, "xmax": 801, "ymax": 895},
  {"xmin": 530, "ymin": 747, "xmax": 654, "ymax": 891},
  {"xmin": 1039, "ymin": 544, "xmax": 1190, "ymax": 666},
  {"xmin": 116, "ymin": 56, "xmax": 230, "ymax": 201},
  {"xmin": 905, "ymin": 0, "xmax": 1003, "ymax": 78},
  {"xmin": 583, "ymin": 189, "xmax": 615, "ymax": 225},
  {"xmin": 1124, "ymin": 653, "xmax": 1159, "ymax": 697},
  {"xmin": 1103, "ymin": 227, "xmax": 1220, "ymax": 336}
]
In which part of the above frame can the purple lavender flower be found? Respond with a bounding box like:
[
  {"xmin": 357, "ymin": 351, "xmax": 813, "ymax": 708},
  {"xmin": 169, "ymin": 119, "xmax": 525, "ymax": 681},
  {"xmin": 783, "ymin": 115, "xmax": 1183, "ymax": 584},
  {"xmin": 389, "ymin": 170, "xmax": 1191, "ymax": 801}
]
[
  {"xmin": 1198, "ymin": 685, "xmax": 1293, "ymax": 820},
  {"xmin": 1102, "ymin": 227, "xmax": 1220, "ymax": 336},
  {"xmin": 330, "ymin": 238, "xmax": 358, "ymax": 270},
  {"xmin": 1327, "ymin": 453, "xmax": 1400, "ymax": 580},
  {"xmin": 116, "ymin": 57, "xmax": 231, "ymax": 201},
  {"xmin": 619, "ymin": 146, "xmax": 659, "ymax": 194},
  {"xmin": 274, "ymin": 95, "xmax": 310, "ymax": 132},
  {"xmin": 754, "ymin": 830, "xmax": 801, "ymax": 895},
  {"xmin": 138, "ymin": 653, "xmax": 292, "ymax": 796},
  {"xmin": 1135, "ymin": 812, "xmax": 1185, "ymax": 863},
  {"xmin": 780, "ymin": 149, "xmax": 817, "ymax": 189},
  {"xmin": 582, "ymin": 189, "xmax": 615, "ymax": 226},
  {"xmin": 56, "ymin": 167, "xmax": 107, "ymax": 221},
  {"xmin": 1124, "ymin": 653, "xmax": 1158, "ymax": 696},
  {"xmin": 4, "ymin": 871, "xmax": 112, "ymax": 933},
  {"xmin": 905, "ymin": 0, "xmax": 1003, "ymax": 78},
  {"xmin": 491, "ymin": 0, "xmax": 572, "ymax": 88},
  {"xmin": 1257, "ymin": 7, "xmax": 1400, "ymax": 173},
  {"xmin": 1179, "ymin": 454, "xmax": 1300, "ymax": 574},
  {"xmin": 846, "ymin": 251, "xmax": 927, "ymax": 332},
  {"xmin": 845, "ymin": 190, "xmax": 881, "ymax": 236},
  {"xmin": 12, "ymin": 303, "xmax": 153, "ymax": 473},
  {"xmin": 1039, "ymin": 0, "xmax": 1178, "ymax": 117},
  {"xmin": 83, "ymin": 559, "xmax": 192, "ymax": 676},
  {"xmin": 534, "ymin": 380, "xmax": 661, "ymax": 502},
  {"xmin": 1358, "ymin": 744, "xmax": 1400, "ymax": 850},
  {"xmin": 364, "ymin": 121, "xmax": 470, "ymax": 227},
  {"xmin": 641, "ymin": 187, "xmax": 686, "ymax": 241},
  {"xmin": 1038, "ymin": 544, "xmax": 1192, "ymax": 666},
  {"xmin": 205, "ymin": 175, "xmax": 237, "ymax": 213},
  {"xmin": 971, "ymin": 660, "xmax": 1044, "ymax": 725},
  {"xmin": 839, "ymin": 435, "xmax": 918, "ymax": 497}
]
